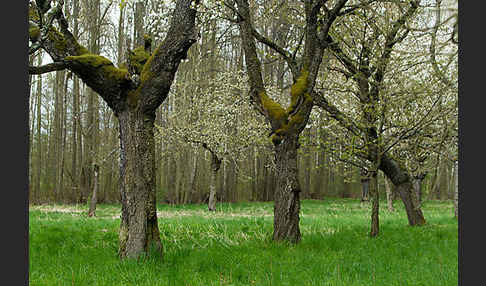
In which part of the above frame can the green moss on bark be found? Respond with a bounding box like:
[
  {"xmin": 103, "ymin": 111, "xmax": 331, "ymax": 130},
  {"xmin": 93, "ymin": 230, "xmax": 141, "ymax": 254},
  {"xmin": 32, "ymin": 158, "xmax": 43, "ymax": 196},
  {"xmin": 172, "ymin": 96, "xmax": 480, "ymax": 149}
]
[
  {"xmin": 29, "ymin": 6, "xmax": 40, "ymax": 22},
  {"xmin": 29, "ymin": 26, "xmax": 41, "ymax": 42},
  {"xmin": 260, "ymin": 91, "xmax": 286, "ymax": 122},
  {"xmin": 287, "ymin": 70, "xmax": 309, "ymax": 115},
  {"xmin": 65, "ymin": 54, "xmax": 128, "ymax": 82},
  {"xmin": 140, "ymin": 46, "xmax": 159, "ymax": 83},
  {"xmin": 288, "ymin": 92, "xmax": 312, "ymax": 126},
  {"xmin": 129, "ymin": 46, "xmax": 150, "ymax": 75}
]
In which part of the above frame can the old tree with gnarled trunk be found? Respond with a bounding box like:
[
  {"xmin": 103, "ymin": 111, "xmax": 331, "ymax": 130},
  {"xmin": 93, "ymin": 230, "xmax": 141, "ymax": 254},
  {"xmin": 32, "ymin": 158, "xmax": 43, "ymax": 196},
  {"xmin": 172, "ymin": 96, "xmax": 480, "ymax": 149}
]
[
  {"xmin": 28, "ymin": 0, "xmax": 199, "ymax": 259},
  {"xmin": 232, "ymin": 0, "xmax": 351, "ymax": 242}
]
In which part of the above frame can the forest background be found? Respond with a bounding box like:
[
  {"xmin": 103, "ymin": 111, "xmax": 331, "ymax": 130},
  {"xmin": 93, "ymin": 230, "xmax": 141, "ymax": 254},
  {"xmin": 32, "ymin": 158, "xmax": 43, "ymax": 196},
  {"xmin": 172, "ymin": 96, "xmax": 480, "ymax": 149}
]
[{"xmin": 27, "ymin": 0, "xmax": 457, "ymax": 211}]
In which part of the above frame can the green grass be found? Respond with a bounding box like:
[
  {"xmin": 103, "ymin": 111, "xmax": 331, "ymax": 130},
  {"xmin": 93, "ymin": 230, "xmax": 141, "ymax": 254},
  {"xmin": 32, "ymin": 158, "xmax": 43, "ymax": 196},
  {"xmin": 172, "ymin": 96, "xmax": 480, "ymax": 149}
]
[{"xmin": 29, "ymin": 199, "xmax": 457, "ymax": 285}]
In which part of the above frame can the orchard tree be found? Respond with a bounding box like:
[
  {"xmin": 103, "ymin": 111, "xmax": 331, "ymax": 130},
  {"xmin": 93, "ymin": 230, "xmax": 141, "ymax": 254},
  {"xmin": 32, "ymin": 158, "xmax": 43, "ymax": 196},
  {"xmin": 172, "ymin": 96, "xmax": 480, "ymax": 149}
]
[
  {"xmin": 157, "ymin": 70, "xmax": 268, "ymax": 211},
  {"xmin": 313, "ymin": 0, "xmax": 457, "ymax": 226},
  {"xmin": 230, "ymin": 0, "xmax": 356, "ymax": 242},
  {"xmin": 313, "ymin": 0, "xmax": 429, "ymax": 226},
  {"xmin": 28, "ymin": 0, "xmax": 200, "ymax": 259}
]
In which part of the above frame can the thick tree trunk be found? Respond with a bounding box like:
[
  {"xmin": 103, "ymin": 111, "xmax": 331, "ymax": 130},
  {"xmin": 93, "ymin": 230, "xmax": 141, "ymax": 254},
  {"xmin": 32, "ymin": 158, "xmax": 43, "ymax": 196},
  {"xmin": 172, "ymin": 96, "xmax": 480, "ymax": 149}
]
[
  {"xmin": 273, "ymin": 137, "xmax": 301, "ymax": 243},
  {"xmin": 117, "ymin": 109, "xmax": 162, "ymax": 259},
  {"xmin": 208, "ymin": 152, "xmax": 221, "ymax": 211},
  {"xmin": 88, "ymin": 164, "xmax": 99, "ymax": 217},
  {"xmin": 29, "ymin": 0, "xmax": 198, "ymax": 260},
  {"xmin": 380, "ymin": 155, "xmax": 426, "ymax": 226}
]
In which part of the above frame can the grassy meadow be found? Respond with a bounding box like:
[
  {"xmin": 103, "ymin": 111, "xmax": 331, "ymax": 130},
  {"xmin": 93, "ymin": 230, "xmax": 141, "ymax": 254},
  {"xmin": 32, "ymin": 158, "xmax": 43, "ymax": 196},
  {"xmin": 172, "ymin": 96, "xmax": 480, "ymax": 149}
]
[{"xmin": 29, "ymin": 199, "xmax": 457, "ymax": 285}]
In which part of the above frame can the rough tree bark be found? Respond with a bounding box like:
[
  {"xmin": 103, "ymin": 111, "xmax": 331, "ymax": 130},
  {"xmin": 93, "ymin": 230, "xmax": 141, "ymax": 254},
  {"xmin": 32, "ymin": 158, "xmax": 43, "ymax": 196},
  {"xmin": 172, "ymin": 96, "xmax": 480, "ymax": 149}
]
[
  {"xmin": 29, "ymin": 0, "xmax": 199, "ymax": 259},
  {"xmin": 272, "ymin": 136, "xmax": 302, "ymax": 242},
  {"xmin": 380, "ymin": 155, "xmax": 426, "ymax": 225}
]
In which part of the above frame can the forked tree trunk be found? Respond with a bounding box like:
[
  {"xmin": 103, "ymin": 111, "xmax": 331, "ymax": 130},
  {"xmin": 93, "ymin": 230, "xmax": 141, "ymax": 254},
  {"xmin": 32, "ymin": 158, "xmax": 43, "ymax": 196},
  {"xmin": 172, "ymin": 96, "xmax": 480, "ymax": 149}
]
[
  {"xmin": 117, "ymin": 109, "xmax": 162, "ymax": 259},
  {"xmin": 273, "ymin": 136, "xmax": 301, "ymax": 243},
  {"xmin": 380, "ymin": 155, "xmax": 426, "ymax": 226},
  {"xmin": 208, "ymin": 152, "xmax": 221, "ymax": 211},
  {"xmin": 88, "ymin": 164, "xmax": 99, "ymax": 217},
  {"xmin": 29, "ymin": 0, "xmax": 198, "ymax": 260}
]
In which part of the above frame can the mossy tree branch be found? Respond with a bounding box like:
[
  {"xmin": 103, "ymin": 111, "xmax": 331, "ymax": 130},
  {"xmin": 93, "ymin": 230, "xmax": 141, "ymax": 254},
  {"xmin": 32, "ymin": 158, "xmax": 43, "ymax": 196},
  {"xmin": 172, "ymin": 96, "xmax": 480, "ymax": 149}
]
[
  {"xmin": 28, "ymin": 62, "xmax": 68, "ymax": 74},
  {"xmin": 28, "ymin": 0, "xmax": 198, "ymax": 116},
  {"xmin": 234, "ymin": 0, "xmax": 351, "ymax": 141},
  {"xmin": 28, "ymin": 0, "xmax": 131, "ymax": 112},
  {"xmin": 29, "ymin": 0, "xmax": 65, "ymax": 55}
]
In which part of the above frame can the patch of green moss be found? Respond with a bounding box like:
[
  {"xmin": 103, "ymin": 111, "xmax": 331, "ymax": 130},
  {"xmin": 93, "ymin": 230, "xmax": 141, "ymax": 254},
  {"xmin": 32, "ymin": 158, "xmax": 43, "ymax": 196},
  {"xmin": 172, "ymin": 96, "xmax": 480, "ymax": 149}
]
[
  {"xmin": 29, "ymin": 26, "xmax": 41, "ymax": 42},
  {"xmin": 140, "ymin": 46, "xmax": 159, "ymax": 83},
  {"xmin": 128, "ymin": 46, "xmax": 150, "ymax": 75},
  {"xmin": 29, "ymin": 6, "xmax": 40, "ymax": 22},
  {"xmin": 74, "ymin": 43, "xmax": 89, "ymax": 55},
  {"xmin": 65, "ymin": 54, "xmax": 128, "ymax": 82},
  {"xmin": 287, "ymin": 70, "xmax": 309, "ymax": 114},
  {"xmin": 46, "ymin": 28, "xmax": 68, "ymax": 52},
  {"xmin": 287, "ymin": 92, "xmax": 312, "ymax": 127},
  {"xmin": 260, "ymin": 91, "xmax": 287, "ymax": 122},
  {"xmin": 66, "ymin": 54, "xmax": 112, "ymax": 67},
  {"xmin": 104, "ymin": 66, "xmax": 128, "ymax": 82}
]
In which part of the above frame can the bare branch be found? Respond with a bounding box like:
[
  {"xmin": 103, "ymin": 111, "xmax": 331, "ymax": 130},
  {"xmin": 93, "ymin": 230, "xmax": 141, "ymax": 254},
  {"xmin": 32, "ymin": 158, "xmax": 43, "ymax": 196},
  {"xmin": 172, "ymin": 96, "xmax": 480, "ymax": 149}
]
[
  {"xmin": 29, "ymin": 62, "xmax": 68, "ymax": 74},
  {"xmin": 312, "ymin": 90, "xmax": 363, "ymax": 137},
  {"xmin": 429, "ymin": 0, "xmax": 456, "ymax": 89}
]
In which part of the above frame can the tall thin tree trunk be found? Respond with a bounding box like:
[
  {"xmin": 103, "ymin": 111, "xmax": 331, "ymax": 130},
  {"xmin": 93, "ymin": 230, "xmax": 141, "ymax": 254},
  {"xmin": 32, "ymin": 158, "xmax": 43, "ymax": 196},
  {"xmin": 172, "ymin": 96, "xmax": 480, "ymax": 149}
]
[
  {"xmin": 58, "ymin": 72, "xmax": 68, "ymax": 202},
  {"xmin": 88, "ymin": 164, "xmax": 99, "ymax": 217},
  {"xmin": 208, "ymin": 152, "xmax": 221, "ymax": 211},
  {"xmin": 82, "ymin": 0, "xmax": 101, "ymax": 203},
  {"xmin": 360, "ymin": 171, "xmax": 370, "ymax": 202},
  {"xmin": 35, "ymin": 52, "xmax": 43, "ymax": 204},
  {"xmin": 188, "ymin": 148, "xmax": 198, "ymax": 203},
  {"xmin": 384, "ymin": 176, "xmax": 394, "ymax": 212},
  {"xmin": 412, "ymin": 173, "xmax": 426, "ymax": 209},
  {"xmin": 133, "ymin": 1, "xmax": 146, "ymax": 48},
  {"xmin": 370, "ymin": 171, "xmax": 379, "ymax": 237},
  {"xmin": 29, "ymin": 55, "xmax": 35, "ymax": 203},
  {"xmin": 71, "ymin": 8, "xmax": 80, "ymax": 202}
]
